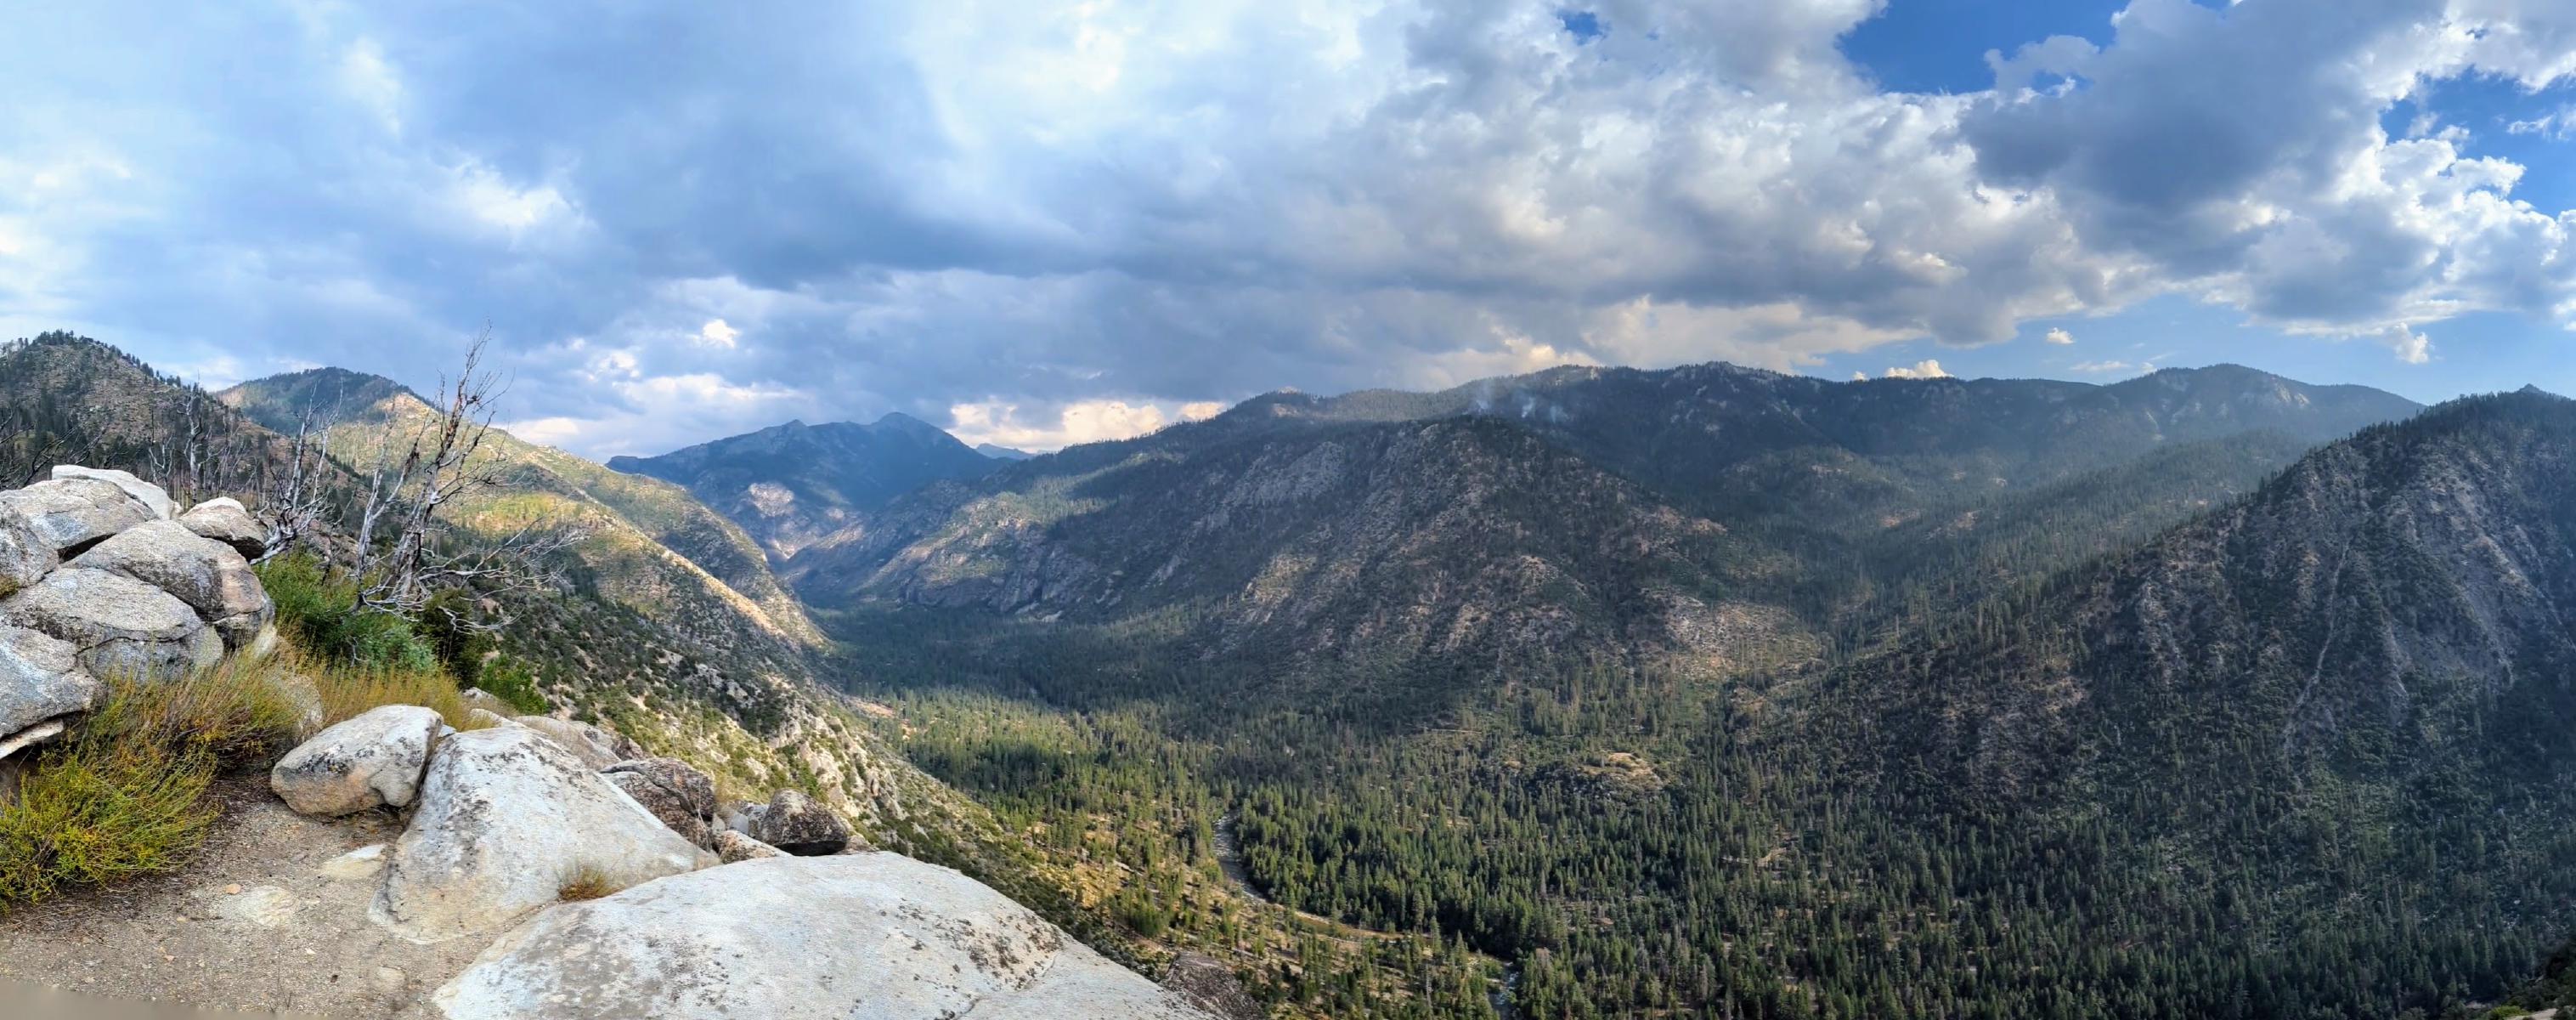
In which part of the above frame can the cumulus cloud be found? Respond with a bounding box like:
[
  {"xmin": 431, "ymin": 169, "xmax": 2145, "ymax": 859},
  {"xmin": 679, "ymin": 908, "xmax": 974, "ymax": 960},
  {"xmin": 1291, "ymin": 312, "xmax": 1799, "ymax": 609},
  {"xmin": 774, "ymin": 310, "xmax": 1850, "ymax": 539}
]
[
  {"xmin": 3, "ymin": 0, "xmax": 2573, "ymax": 456},
  {"xmin": 2043, "ymin": 327, "xmax": 2076, "ymax": 345},
  {"xmin": 947, "ymin": 398, "xmax": 1213, "ymax": 450},
  {"xmin": 1876, "ymin": 359, "xmax": 1954, "ymax": 380},
  {"xmin": 2377, "ymin": 323, "xmax": 2436, "ymax": 364}
]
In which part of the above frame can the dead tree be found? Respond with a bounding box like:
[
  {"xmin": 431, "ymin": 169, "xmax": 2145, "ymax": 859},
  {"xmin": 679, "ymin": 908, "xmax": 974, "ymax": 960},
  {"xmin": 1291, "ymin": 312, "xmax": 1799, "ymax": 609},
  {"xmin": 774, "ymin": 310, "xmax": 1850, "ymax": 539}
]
[
  {"xmin": 345, "ymin": 331, "xmax": 582, "ymax": 626},
  {"xmin": 255, "ymin": 391, "xmax": 341, "ymax": 564}
]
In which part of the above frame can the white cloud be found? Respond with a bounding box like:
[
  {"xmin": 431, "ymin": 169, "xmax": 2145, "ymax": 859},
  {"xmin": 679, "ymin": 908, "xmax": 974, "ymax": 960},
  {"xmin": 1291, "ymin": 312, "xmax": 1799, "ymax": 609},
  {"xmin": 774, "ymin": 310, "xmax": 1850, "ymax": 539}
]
[
  {"xmin": 2376, "ymin": 323, "xmax": 2434, "ymax": 365},
  {"xmin": 443, "ymin": 161, "xmax": 579, "ymax": 239},
  {"xmin": 2506, "ymin": 110, "xmax": 2574, "ymax": 140},
  {"xmin": 947, "ymin": 397, "xmax": 1209, "ymax": 451},
  {"xmin": 2043, "ymin": 327, "xmax": 2076, "ymax": 345},
  {"xmin": 1878, "ymin": 360, "xmax": 1952, "ymax": 379},
  {"xmin": 2069, "ymin": 360, "xmax": 2150, "ymax": 374},
  {"xmin": 340, "ymin": 38, "xmax": 404, "ymax": 134},
  {"xmin": 696, "ymin": 319, "xmax": 740, "ymax": 349}
]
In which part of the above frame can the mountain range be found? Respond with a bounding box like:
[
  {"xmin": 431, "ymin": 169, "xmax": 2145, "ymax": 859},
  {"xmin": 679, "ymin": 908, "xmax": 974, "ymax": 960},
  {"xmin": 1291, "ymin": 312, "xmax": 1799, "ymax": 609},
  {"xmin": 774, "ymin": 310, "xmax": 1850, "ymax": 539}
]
[
  {"xmin": 616, "ymin": 356, "xmax": 2576, "ymax": 1017},
  {"xmin": 24, "ymin": 326, "xmax": 2576, "ymax": 1018},
  {"xmin": 774, "ymin": 361, "xmax": 2421, "ymax": 685}
]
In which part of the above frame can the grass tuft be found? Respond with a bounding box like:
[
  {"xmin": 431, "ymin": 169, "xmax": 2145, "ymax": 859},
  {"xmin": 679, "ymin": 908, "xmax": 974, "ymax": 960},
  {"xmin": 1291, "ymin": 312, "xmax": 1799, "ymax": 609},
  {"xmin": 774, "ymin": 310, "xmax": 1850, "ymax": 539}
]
[
  {"xmin": 555, "ymin": 864, "xmax": 623, "ymax": 903},
  {"xmin": 312, "ymin": 660, "xmax": 497, "ymax": 734}
]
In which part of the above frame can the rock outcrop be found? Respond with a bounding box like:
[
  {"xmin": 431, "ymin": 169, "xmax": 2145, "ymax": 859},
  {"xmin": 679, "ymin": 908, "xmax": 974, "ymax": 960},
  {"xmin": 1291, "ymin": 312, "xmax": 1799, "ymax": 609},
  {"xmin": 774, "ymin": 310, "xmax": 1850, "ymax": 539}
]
[
  {"xmin": 51, "ymin": 465, "xmax": 176, "ymax": 521},
  {"xmin": 749, "ymin": 787, "xmax": 853, "ymax": 856},
  {"xmin": 0, "ymin": 468, "xmax": 283, "ymax": 771},
  {"xmin": 0, "ymin": 509, "xmax": 54, "ymax": 599},
  {"xmin": 176, "ymin": 496, "xmax": 267, "ymax": 559},
  {"xmin": 2, "ymin": 567, "xmax": 223, "ymax": 679},
  {"xmin": 67, "ymin": 519, "xmax": 273, "ymax": 647},
  {"xmin": 270, "ymin": 706, "xmax": 446, "ymax": 817},
  {"xmin": 431, "ymin": 853, "xmax": 1219, "ymax": 1020},
  {"xmin": 0, "ymin": 478, "xmax": 155, "ymax": 557},
  {"xmin": 600, "ymin": 757, "xmax": 717, "ymax": 847},
  {"xmin": 373, "ymin": 726, "xmax": 703, "ymax": 943},
  {"xmin": 511, "ymin": 715, "xmax": 632, "ymax": 771},
  {"xmin": 0, "ymin": 625, "xmax": 95, "ymax": 756},
  {"xmin": 709, "ymin": 829, "xmax": 785, "ymax": 863}
]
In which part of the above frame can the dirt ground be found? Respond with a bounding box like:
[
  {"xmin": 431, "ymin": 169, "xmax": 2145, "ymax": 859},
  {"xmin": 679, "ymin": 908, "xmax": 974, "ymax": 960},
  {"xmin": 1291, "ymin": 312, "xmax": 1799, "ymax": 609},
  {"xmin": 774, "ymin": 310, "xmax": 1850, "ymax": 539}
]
[{"xmin": 0, "ymin": 775, "xmax": 494, "ymax": 1019}]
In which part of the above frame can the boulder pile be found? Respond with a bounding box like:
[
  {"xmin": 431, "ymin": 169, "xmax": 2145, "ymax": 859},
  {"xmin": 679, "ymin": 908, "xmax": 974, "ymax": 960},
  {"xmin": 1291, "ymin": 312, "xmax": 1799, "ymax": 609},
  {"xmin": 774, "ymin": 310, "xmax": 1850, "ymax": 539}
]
[
  {"xmin": 0, "ymin": 466, "xmax": 275, "ymax": 777},
  {"xmin": 262, "ymin": 697, "xmax": 1213, "ymax": 1017}
]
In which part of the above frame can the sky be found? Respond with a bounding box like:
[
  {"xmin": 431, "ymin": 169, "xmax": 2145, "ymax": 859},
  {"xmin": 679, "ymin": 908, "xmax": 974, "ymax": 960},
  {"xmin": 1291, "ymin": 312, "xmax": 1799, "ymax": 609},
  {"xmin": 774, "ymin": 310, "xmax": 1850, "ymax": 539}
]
[{"xmin": 6, "ymin": 1, "xmax": 2576, "ymax": 456}]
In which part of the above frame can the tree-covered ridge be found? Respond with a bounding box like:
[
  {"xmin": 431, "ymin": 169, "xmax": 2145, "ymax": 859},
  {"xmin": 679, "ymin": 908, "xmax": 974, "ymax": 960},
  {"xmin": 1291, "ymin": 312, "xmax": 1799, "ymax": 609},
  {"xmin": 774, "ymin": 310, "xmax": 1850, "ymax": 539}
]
[
  {"xmin": 796, "ymin": 358, "xmax": 2420, "ymax": 698},
  {"xmin": 795, "ymin": 414, "xmax": 1822, "ymax": 678},
  {"xmin": 838, "ymin": 388, "xmax": 2576, "ymax": 1018},
  {"xmin": 0, "ymin": 332, "xmax": 291, "ymax": 498},
  {"xmin": 222, "ymin": 371, "xmax": 826, "ymax": 652}
]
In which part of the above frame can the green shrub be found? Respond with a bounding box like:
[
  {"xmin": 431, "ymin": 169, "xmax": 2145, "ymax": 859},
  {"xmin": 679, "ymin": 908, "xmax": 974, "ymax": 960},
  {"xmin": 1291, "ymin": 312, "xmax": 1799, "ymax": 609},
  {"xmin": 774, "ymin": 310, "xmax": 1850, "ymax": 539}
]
[
  {"xmin": 257, "ymin": 553, "xmax": 440, "ymax": 673},
  {"xmin": 472, "ymin": 656, "xmax": 551, "ymax": 714}
]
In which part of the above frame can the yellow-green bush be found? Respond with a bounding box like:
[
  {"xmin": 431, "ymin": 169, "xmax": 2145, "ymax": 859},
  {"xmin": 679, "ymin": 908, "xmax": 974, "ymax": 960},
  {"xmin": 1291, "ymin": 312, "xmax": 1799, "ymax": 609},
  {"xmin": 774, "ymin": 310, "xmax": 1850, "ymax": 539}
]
[
  {"xmin": 0, "ymin": 665, "xmax": 302, "ymax": 910},
  {"xmin": 0, "ymin": 636, "xmax": 503, "ymax": 912}
]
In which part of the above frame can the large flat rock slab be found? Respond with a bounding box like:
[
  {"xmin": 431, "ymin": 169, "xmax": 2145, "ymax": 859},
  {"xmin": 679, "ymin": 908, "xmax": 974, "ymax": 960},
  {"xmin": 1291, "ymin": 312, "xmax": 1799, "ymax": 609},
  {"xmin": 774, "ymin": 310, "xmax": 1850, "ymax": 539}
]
[{"xmin": 431, "ymin": 853, "xmax": 1217, "ymax": 1020}]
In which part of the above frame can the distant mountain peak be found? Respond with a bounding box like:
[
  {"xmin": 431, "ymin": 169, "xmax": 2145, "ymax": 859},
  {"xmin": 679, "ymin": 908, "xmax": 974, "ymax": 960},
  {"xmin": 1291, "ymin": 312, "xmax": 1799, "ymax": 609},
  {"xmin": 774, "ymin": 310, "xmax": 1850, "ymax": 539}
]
[{"xmin": 609, "ymin": 413, "xmax": 1003, "ymax": 558}]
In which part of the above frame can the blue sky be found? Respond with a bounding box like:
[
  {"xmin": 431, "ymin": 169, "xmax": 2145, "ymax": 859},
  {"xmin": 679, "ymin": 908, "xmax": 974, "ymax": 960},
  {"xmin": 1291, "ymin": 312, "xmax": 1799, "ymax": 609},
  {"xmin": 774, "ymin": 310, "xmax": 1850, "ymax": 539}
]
[{"xmin": 5, "ymin": 1, "xmax": 2576, "ymax": 454}]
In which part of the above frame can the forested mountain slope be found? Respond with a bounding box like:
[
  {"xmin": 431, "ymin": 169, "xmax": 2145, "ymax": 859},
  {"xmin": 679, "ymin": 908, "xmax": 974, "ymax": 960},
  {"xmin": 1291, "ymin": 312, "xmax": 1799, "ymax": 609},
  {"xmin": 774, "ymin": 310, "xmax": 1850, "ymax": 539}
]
[
  {"xmin": 0, "ymin": 332, "xmax": 291, "ymax": 496},
  {"xmin": 818, "ymin": 374, "xmax": 2568, "ymax": 1020},
  {"xmin": 797, "ymin": 415, "xmax": 1817, "ymax": 677},
  {"xmin": 608, "ymin": 414, "xmax": 1003, "ymax": 559},
  {"xmin": 1737, "ymin": 388, "xmax": 2576, "ymax": 1017},
  {"xmin": 1211, "ymin": 361, "xmax": 2414, "ymax": 522},
  {"xmin": 797, "ymin": 360, "xmax": 2418, "ymax": 681}
]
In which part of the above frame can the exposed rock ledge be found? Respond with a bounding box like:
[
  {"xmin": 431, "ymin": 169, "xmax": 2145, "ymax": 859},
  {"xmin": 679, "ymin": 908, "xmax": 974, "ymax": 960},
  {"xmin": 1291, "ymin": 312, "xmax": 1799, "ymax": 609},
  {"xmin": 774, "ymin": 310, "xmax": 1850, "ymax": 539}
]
[{"xmin": 435, "ymin": 854, "xmax": 1215, "ymax": 1019}]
